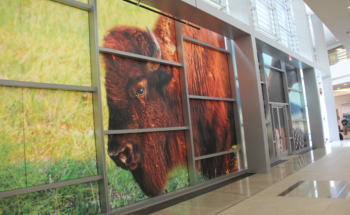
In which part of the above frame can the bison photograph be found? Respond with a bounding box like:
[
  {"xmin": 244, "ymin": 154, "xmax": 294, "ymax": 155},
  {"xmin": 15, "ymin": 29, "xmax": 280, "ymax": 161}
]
[{"xmin": 102, "ymin": 13, "xmax": 238, "ymax": 201}]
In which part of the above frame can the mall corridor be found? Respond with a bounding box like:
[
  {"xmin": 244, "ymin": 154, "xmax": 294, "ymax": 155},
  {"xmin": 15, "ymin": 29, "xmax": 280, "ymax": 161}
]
[{"xmin": 145, "ymin": 140, "xmax": 350, "ymax": 215}]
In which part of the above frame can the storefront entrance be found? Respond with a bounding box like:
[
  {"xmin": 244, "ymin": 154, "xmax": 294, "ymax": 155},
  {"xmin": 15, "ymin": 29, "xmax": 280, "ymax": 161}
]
[{"xmin": 269, "ymin": 104, "xmax": 290, "ymax": 160}]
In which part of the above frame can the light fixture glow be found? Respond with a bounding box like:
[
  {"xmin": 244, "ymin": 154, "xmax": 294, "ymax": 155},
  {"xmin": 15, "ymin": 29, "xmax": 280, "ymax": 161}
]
[{"xmin": 344, "ymin": 84, "xmax": 348, "ymax": 85}]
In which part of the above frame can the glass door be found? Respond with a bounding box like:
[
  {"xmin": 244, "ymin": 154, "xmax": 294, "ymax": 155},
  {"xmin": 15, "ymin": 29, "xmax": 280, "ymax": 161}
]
[{"xmin": 271, "ymin": 105, "xmax": 289, "ymax": 159}]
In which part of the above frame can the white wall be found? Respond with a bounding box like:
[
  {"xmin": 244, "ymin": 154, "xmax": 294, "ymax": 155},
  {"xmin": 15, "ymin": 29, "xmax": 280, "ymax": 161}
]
[
  {"xmin": 227, "ymin": 0, "xmax": 250, "ymax": 25},
  {"xmin": 322, "ymin": 76, "xmax": 340, "ymax": 141},
  {"xmin": 330, "ymin": 60, "xmax": 350, "ymax": 82},
  {"xmin": 291, "ymin": 0, "xmax": 313, "ymax": 62},
  {"xmin": 310, "ymin": 14, "xmax": 330, "ymax": 74}
]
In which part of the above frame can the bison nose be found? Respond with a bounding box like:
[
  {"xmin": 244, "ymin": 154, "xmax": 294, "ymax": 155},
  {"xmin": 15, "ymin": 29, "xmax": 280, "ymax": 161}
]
[{"xmin": 108, "ymin": 143, "xmax": 138, "ymax": 170}]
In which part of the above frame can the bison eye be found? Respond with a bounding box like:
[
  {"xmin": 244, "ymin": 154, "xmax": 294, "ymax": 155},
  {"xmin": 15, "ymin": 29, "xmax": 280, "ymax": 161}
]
[{"xmin": 136, "ymin": 87, "xmax": 145, "ymax": 96}]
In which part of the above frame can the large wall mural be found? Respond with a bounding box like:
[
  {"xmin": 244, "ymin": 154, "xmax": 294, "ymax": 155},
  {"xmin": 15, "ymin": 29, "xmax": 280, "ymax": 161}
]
[
  {"xmin": 98, "ymin": 1, "xmax": 188, "ymax": 208},
  {"xmin": 99, "ymin": 1, "xmax": 238, "ymax": 208},
  {"xmin": 0, "ymin": 0, "xmax": 239, "ymax": 212}
]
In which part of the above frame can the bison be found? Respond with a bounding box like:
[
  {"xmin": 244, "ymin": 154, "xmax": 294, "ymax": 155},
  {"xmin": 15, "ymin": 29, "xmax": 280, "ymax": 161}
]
[{"xmin": 103, "ymin": 16, "xmax": 238, "ymax": 197}]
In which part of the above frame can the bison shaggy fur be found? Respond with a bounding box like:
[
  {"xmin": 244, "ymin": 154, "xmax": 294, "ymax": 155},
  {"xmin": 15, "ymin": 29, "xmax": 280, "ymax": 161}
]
[{"xmin": 103, "ymin": 16, "xmax": 237, "ymax": 197}]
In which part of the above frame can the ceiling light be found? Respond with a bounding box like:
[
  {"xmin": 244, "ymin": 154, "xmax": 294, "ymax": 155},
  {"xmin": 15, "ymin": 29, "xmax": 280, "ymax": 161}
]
[
  {"xmin": 344, "ymin": 84, "xmax": 348, "ymax": 85},
  {"xmin": 337, "ymin": 48, "xmax": 344, "ymax": 51},
  {"xmin": 348, "ymin": 6, "xmax": 350, "ymax": 9}
]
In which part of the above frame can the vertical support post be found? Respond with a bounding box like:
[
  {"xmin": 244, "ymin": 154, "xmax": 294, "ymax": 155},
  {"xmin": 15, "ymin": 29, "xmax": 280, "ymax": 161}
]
[
  {"xmin": 258, "ymin": 52, "xmax": 274, "ymax": 160},
  {"xmin": 88, "ymin": 0, "xmax": 110, "ymax": 213},
  {"xmin": 226, "ymin": 38, "xmax": 247, "ymax": 170},
  {"xmin": 280, "ymin": 62, "xmax": 292, "ymax": 155},
  {"xmin": 322, "ymin": 76, "xmax": 339, "ymax": 141},
  {"xmin": 298, "ymin": 68, "xmax": 311, "ymax": 150},
  {"xmin": 234, "ymin": 35, "xmax": 271, "ymax": 173},
  {"xmin": 270, "ymin": 105, "xmax": 277, "ymax": 159},
  {"xmin": 303, "ymin": 68, "xmax": 325, "ymax": 148},
  {"xmin": 175, "ymin": 22, "xmax": 197, "ymax": 186}
]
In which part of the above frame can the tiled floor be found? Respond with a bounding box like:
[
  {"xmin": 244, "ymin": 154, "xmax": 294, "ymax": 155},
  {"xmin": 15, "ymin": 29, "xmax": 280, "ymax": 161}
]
[{"xmin": 150, "ymin": 140, "xmax": 350, "ymax": 215}]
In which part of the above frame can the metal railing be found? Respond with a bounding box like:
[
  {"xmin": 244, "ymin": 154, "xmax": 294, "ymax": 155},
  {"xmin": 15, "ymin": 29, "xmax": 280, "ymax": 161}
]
[{"xmin": 328, "ymin": 47, "xmax": 350, "ymax": 66}]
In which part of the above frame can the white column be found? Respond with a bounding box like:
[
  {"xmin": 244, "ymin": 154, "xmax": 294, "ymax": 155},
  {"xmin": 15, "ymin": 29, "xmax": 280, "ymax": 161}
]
[
  {"xmin": 303, "ymin": 68, "xmax": 325, "ymax": 148},
  {"xmin": 234, "ymin": 35, "xmax": 271, "ymax": 173},
  {"xmin": 322, "ymin": 76, "xmax": 339, "ymax": 141}
]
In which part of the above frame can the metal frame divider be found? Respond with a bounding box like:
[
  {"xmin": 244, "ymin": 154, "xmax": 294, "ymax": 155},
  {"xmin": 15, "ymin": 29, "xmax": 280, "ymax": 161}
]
[
  {"xmin": 104, "ymin": 126, "xmax": 190, "ymax": 135},
  {"xmin": 188, "ymin": 95, "xmax": 235, "ymax": 102},
  {"xmin": 257, "ymin": 52, "xmax": 274, "ymax": 161},
  {"xmin": 227, "ymin": 38, "xmax": 247, "ymax": 170},
  {"xmin": 99, "ymin": 47, "xmax": 183, "ymax": 67},
  {"xmin": 0, "ymin": 80, "xmax": 97, "ymax": 92},
  {"xmin": 52, "ymin": 0, "xmax": 93, "ymax": 10},
  {"xmin": 183, "ymin": 36, "xmax": 230, "ymax": 53},
  {"xmin": 270, "ymin": 104, "xmax": 278, "ymax": 160},
  {"xmin": 280, "ymin": 62, "xmax": 293, "ymax": 156},
  {"xmin": 0, "ymin": 175, "xmax": 102, "ymax": 199},
  {"xmin": 297, "ymin": 68, "xmax": 311, "ymax": 149},
  {"xmin": 300, "ymin": 69, "xmax": 313, "ymax": 149},
  {"xmin": 289, "ymin": 67, "xmax": 312, "ymax": 154},
  {"xmin": 88, "ymin": 0, "xmax": 110, "ymax": 213},
  {"xmin": 174, "ymin": 22, "xmax": 197, "ymax": 186}
]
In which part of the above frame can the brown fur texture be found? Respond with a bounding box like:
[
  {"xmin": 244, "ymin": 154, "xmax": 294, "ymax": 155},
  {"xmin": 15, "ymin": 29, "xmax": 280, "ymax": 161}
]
[
  {"xmin": 103, "ymin": 16, "xmax": 237, "ymax": 197},
  {"xmin": 184, "ymin": 27, "xmax": 237, "ymax": 178}
]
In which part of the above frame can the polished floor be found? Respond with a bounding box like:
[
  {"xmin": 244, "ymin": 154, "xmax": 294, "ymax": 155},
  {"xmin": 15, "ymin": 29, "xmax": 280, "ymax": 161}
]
[{"xmin": 148, "ymin": 140, "xmax": 350, "ymax": 215}]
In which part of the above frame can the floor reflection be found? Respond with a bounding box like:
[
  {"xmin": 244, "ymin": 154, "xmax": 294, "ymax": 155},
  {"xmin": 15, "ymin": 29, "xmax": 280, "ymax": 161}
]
[
  {"xmin": 278, "ymin": 181, "xmax": 350, "ymax": 199},
  {"xmin": 147, "ymin": 140, "xmax": 350, "ymax": 215}
]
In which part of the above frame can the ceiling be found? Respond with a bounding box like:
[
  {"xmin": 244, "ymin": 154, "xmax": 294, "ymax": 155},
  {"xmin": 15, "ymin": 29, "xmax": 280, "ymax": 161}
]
[
  {"xmin": 304, "ymin": 5, "xmax": 340, "ymax": 48},
  {"xmin": 323, "ymin": 25, "xmax": 341, "ymax": 49},
  {"xmin": 333, "ymin": 81, "xmax": 350, "ymax": 97},
  {"xmin": 304, "ymin": 0, "xmax": 350, "ymax": 52},
  {"xmin": 304, "ymin": 0, "xmax": 350, "ymax": 97}
]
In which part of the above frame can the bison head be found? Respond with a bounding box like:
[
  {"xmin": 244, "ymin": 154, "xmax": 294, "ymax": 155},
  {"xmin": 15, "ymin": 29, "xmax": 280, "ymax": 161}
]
[{"xmin": 103, "ymin": 21, "xmax": 186, "ymax": 196}]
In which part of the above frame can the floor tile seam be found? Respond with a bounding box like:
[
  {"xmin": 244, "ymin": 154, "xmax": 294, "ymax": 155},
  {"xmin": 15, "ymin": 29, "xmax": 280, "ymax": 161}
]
[
  {"xmin": 323, "ymin": 198, "xmax": 336, "ymax": 212},
  {"xmin": 238, "ymin": 149, "xmax": 336, "ymax": 202},
  {"xmin": 261, "ymin": 145, "xmax": 350, "ymax": 202},
  {"xmin": 211, "ymin": 179, "xmax": 285, "ymax": 214},
  {"xmin": 282, "ymin": 145, "xmax": 349, "ymax": 176},
  {"xmin": 212, "ymin": 195, "xmax": 253, "ymax": 215}
]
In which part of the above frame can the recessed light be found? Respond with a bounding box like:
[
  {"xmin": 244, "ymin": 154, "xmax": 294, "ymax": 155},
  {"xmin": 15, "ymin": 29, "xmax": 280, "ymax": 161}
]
[
  {"xmin": 344, "ymin": 84, "xmax": 348, "ymax": 85},
  {"xmin": 348, "ymin": 6, "xmax": 350, "ymax": 9}
]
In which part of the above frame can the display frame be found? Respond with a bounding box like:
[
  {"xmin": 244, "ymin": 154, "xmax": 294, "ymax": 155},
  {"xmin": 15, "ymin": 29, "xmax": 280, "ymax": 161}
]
[
  {"xmin": 257, "ymin": 51, "xmax": 311, "ymax": 161},
  {"xmin": 0, "ymin": 0, "xmax": 246, "ymax": 214}
]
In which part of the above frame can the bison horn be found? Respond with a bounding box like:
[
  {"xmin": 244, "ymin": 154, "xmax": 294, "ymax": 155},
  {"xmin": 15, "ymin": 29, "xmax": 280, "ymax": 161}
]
[{"xmin": 146, "ymin": 25, "xmax": 161, "ymax": 72}]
